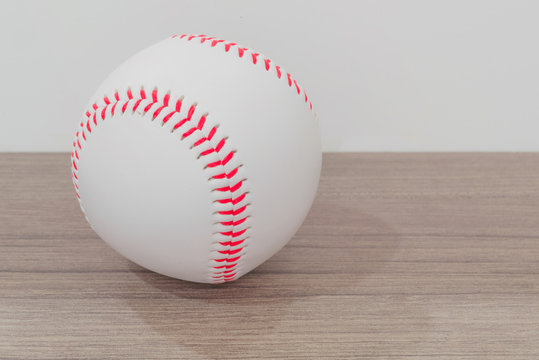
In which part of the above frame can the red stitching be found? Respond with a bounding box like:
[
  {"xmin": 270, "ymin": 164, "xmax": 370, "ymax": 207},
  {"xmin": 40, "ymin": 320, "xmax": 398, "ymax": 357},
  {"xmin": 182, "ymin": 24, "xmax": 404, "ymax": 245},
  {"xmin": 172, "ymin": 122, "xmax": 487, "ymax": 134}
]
[
  {"xmin": 131, "ymin": 88, "xmax": 146, "ymax": 112},
  {"xmin": 219, "ymin": 239, "xmax": 245, "ymax": 247},
  {"xmin": 213, "ymin": 263, "xmax": 237, "ymax": 269},
  {"xmin": 192, "ymin": 137, "xmax": 207, "ymax": 147},
  {"xmin": 224, "ymin": 43, "xmax": 236, "ymax": 52},
  {"xmin": 211, "ymin": 39, "xmax": 224, "ymax": 47},
  {"xmin": 143, "ymin": 89, "xmax": 158, "ymax": 112},
  {"xmin": 220, "ymin": 228, "xmax": 247, "ymax": 238},
  {"xmin": 237, "ymin": 47, "xmax": 247, "ymax": 57},
  {"xmin": 220, "ymin": 217, "xmax": 248, "ymax": 226},
  {"xmin": 72, "ymin": 87, "xmax": 251, "ymax": 283},
  {"xmin": 293, "ymin": 79, "xmax": 301, "ymax": 94},
  {"xmin": 162, "ymin": 98, "xmax": 182, "ymax": 124},
  {"xmin": 212, "ymin": 167, "xmax": 239, "ymax": 180},
  {"xmin": 222, "ymin": 151, "xmax": 234, "ymax": 165},
  {"xmin": 264, "ymin": 58, "xmax": 271, "ymax": 71},
  {"xmin": 275, "ymin": 65, "xmax": 282, "ymax": 79},
  {"xmin": 214, "ymin": 256, "xmax": 241, "ymax": 263},
  {"xmin": 171, "ymin": 34, "xmax": 314, "ymax": 114},
  {"xmin": 218, "ymin": 205, "xmax": 247, "ymax": 216},
  {"xmin": 207, "ymin": 126, "xmax": 217, "ymax": 140},
  {"xmin": 215, "ymin": 192, "xmax": 245, "ymax": 204},
  {"xmin": 111, "ymin": 91, "xmax": 120, "ymax": 115},
  {"xmin": 152, "ymin": 93, "xmax": 169, "ymax": 118},
  {"xmin": 218, "ymin": 247, "xmax": 243, "ymax": 255}
]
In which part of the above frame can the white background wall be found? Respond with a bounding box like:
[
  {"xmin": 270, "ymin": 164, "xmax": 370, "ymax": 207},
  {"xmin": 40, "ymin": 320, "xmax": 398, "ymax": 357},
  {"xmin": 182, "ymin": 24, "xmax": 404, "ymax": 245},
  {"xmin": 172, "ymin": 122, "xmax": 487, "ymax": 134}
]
[{"xmin": 1, "ymin": 0, "xmax": 538, "ymax": 152}]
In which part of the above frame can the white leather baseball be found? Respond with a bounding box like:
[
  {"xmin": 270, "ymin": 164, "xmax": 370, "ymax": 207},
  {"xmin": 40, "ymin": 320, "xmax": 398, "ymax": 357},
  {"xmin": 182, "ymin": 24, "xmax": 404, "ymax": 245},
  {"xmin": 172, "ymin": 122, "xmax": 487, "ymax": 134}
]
[{"xmin": 71, "ymin": 34, "xmax": 321, "ymax": 284}]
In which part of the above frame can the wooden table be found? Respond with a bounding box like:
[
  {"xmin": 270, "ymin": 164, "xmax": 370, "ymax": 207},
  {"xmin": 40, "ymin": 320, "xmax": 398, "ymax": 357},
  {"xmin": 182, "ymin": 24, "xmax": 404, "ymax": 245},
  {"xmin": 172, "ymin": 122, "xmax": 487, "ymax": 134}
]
[{"xmin": 1, "ymin": 153, "xmax": 538, "ymax": 359}]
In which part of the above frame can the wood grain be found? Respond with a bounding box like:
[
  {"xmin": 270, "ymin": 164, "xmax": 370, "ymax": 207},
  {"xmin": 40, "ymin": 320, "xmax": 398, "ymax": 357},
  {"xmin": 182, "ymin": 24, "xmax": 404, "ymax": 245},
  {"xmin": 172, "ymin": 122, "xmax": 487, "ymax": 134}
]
[{"xmin": 1, "ymin": 153, "xmax": 538, "ymax": 359}]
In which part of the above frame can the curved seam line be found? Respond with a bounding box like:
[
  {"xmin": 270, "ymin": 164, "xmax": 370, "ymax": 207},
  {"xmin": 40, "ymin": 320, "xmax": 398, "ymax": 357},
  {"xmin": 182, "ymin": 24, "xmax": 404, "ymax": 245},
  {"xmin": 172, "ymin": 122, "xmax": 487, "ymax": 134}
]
[{"xmin": 72, "ymin": 87, "xmax": 251, "ymax": 283}]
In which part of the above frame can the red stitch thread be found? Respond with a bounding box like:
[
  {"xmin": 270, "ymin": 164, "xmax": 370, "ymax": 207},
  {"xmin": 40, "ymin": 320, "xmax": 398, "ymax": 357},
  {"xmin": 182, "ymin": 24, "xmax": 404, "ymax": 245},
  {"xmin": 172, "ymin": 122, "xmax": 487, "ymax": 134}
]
[
  {"xmin": 214, "ymin": 263, "xmax": 238, "ymax": 269},
  {"xmin": 215, "ymin": 138, "xmax": 226, "ymax": 152},
  {"xmin": 218, "ymin": 205, "xmax": 247, "ymax": 216},
  {"xmin": 275, "ymin": 65, "xmax": 282, "ymax": 79},
  {"xmin": 219, "ymin": 239, "xmax": 245, "ymax": 247},
  {"xmin": 111, "ymin": 92, "xmax": 120, "ymax": 115},
  {"xmin": 224, "ymin": 43, "xmax": 236, "ymax": 52},
  {"xmin": 293, "ymin": 79, "xmax": 301, "ymax": 94},
  {"xmin": 211, "ymin": 39, "xmax": 224, "ymax": 47},
  {"xmin": 207, "ymin": 126, "xmax": 217, "ymax": 140},
  {"xmin": 162, "ymin": 98, "xmax": 182, "ymax": 123},
  {"xmin": 182, "ymin": 127, "xmax": 197, "ymax": 138},
  {"xmin": 143, "ymin": 89, "xmax": 158, "ymax": 112},
  {"xmin": 193, "ymin": 137, "xmax": 207, "ymax": 147},
  {"xmin": 216, "ymin": 192, "xmax": 246, "ymax": 204},
  {"xmin": 220, "ymin": 217, "xmax": 247, "ymax": 226},
  {"xmin": 222, "ymin": 151, "xmax": 234, "ymax": 165},
  {"xmin": 132, "ymin": 88, "xmax": 146, "ymax": 112},
  {"xmin": 230, "ymin": 180, "xmax": 243, "ymax": 192},
  {"xmin": 177, "ymin": 32, "xmax": 314, "ymax": 110},
  {"xmin": 197, "ymin": 114, "xmax": 206, "ymax": 130},
  {"xmin": 153, "ymin": 93, "xmax": 169, "ymax": 118},
  {"xmin": 199, "ymin": 148, "xmax": 214, "ymax": 157},
  {"xmin": 213, "ymin": 256, "xmax": 241, "ymax": 263},
  {"xmin": 218, "ymin": 247, "xmax": 243, "ymax": 255},
  {"xmin": 212, "ymin": 167, "xmax": 239, "ymax": 180},
  {"xmin": 206, "ymin": 160, "xmax": 222, "ymax": 168},
  {"xmin": 172, "ymin": 104, "xmax": 195, "ymax": 130},
  {"xmin": 220, "ymin": 228, "xmax": 247, "ymax": 238},
  {"xmin": 264, "ymin": 58, "xmax": 271, "ymax": 71}
]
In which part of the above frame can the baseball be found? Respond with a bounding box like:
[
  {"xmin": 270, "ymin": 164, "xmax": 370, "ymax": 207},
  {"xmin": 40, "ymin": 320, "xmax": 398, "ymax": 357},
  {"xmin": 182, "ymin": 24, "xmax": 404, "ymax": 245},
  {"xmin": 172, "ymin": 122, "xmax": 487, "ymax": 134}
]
[{"xmin": 71, "ymin": 34, "xmax": 321, "ymax": 283}]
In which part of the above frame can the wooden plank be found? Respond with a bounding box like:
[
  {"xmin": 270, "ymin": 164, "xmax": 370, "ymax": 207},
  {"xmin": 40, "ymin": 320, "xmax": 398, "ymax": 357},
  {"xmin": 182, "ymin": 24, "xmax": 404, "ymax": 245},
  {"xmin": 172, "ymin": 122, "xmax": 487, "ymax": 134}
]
[{"xmin": 1, "ymin": 153, "xmax": 538, "ymax": 359}]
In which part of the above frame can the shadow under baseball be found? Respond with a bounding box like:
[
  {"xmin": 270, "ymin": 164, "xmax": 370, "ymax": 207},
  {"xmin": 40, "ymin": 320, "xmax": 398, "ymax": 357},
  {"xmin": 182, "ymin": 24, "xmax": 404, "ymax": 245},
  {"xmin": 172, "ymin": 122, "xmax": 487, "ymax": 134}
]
[{"xmin": 119, "ymin": 193, "xmax": 419, "ymax": 359}]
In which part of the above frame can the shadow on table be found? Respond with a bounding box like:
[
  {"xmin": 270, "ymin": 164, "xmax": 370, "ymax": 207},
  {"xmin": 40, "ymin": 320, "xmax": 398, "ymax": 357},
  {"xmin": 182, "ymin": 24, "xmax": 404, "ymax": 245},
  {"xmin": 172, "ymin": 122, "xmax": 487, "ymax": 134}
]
[{"xmin": 120, "ymin": 197, "xmax": 420, "ymax": 358}]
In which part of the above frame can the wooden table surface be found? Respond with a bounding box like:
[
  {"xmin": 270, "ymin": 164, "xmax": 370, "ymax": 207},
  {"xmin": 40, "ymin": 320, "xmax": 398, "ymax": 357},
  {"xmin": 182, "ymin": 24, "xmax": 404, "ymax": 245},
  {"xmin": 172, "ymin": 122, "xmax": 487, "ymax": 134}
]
[{"xmin": 1, "ymin": 153, "xmax": 538, "ymax": 359}]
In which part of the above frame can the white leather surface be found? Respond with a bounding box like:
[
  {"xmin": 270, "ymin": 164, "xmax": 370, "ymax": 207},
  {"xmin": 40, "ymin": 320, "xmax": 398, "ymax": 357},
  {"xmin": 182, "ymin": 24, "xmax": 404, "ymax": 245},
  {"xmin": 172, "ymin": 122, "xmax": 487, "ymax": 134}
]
[{"xmin": 73, "ymin": 35, "xmax": 321, "ymax": 283}]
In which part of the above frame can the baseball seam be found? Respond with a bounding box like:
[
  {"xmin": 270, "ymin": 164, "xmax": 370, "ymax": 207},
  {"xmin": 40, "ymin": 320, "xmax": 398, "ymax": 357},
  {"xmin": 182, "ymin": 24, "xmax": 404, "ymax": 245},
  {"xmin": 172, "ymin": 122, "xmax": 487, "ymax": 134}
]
[
  {"xmin": 72, "ymin": 86, "xmax": 252, "ymax": 283},
  {"xmin": 171, "ymin": 34, "xmax": 315, "ymax": 114}
]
